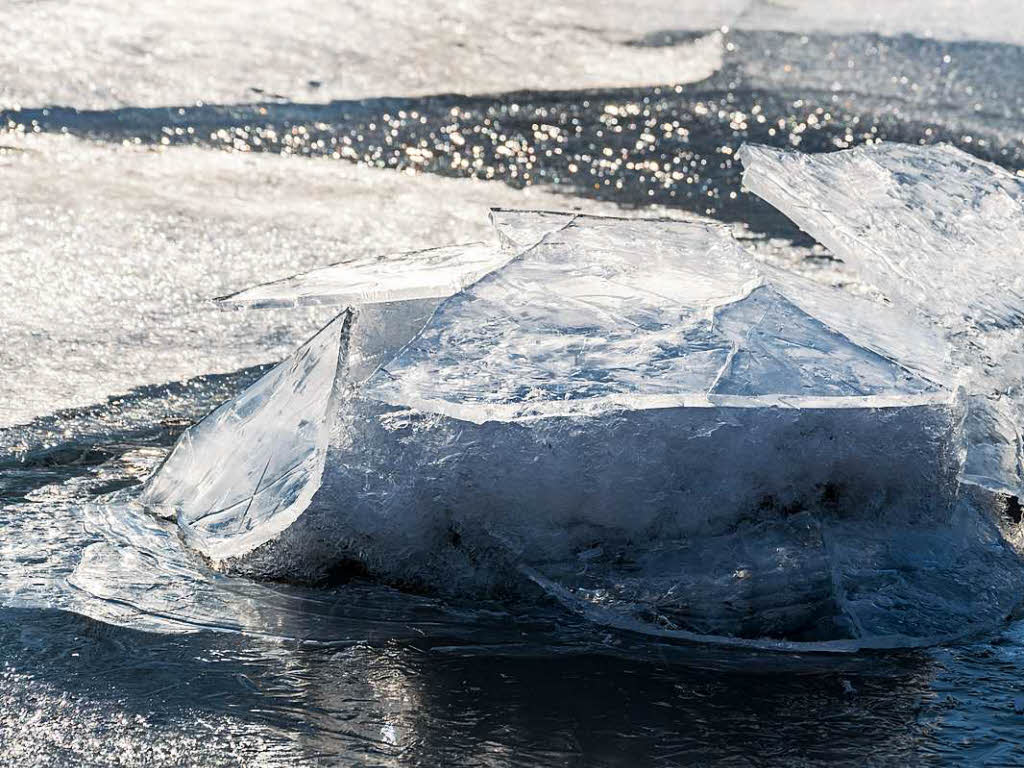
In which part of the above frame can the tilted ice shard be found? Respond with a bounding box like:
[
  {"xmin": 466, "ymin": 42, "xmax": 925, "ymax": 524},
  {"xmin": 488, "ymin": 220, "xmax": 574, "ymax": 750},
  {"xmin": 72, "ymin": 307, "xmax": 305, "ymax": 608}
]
[
  {"xmin": 739, "ymin": 142, "xmax": 1024, "ymax": 494},
  {"xmin": 738, "ymin": 143, "xmax": 1024, "ymax": 331},
  {"xmin": 215, "ymin": 243, "xmax": 510, "ymax": 309},
  {"xmin": 142, "ymin": 207, "xmax": 1024, "ymax": 648},
  {"xmin": 144, "ymin": 311, "xmax": 351, "ymax": 561}
]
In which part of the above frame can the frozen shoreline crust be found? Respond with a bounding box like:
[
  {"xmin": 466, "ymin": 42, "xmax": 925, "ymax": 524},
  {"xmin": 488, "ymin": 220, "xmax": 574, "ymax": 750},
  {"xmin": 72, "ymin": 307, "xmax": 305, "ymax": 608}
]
[{"xmin": 145, "ymin": 163, "xmax": 1024, "ymax": 650}]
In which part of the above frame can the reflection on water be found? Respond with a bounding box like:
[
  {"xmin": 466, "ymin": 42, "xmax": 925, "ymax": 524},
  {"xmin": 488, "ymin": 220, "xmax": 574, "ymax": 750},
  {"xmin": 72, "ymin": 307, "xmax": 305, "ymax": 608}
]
[
  {"xmin": 5, "ymin": 602, "xmax": 1024, "ymax": 766},
  {"xmin": 2, "ymin": 408, "xmax": 1024, "ymax": 764}
]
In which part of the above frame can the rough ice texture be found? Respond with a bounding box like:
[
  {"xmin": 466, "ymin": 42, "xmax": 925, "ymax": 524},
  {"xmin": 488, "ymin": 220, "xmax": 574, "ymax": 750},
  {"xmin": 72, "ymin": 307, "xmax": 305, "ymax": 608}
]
[
  {"xmin": 0, "ymin": 0, "xmax": 726, "ymax": 110},
  {"xmin": 738, "ymin": 143, "xmax": 1024, "ymax": 332},
  {"xmin": 268, "ymin": 394, "xmax": 989, "ymax": 647},
  {"xmin": 141, "ymin": 208, "xmax": 1024, "ymax": 649},
  {"xmin": 739, "ymin": 142, "xmax": 1024, "ymax": 495}
]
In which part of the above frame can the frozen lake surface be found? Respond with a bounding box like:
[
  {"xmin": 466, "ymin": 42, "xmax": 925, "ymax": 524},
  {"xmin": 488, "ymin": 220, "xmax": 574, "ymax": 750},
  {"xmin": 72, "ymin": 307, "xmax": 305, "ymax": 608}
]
[{"xmin": 3, "ymin": 1, "xmax": 1024, "ymax": 764}]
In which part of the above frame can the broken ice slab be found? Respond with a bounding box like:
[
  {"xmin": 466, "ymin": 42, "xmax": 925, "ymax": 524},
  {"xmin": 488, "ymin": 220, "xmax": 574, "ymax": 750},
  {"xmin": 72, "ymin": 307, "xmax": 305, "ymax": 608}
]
[
  {"xmin": 215, "ymin": 243, "xmax": 509, "ymax": 309},
  {"xmin": 364, "ymin": 211, "xmax": 948, "ymax": 421},
  {"xmin": 144, "ymin": 311, "xmax": 351, "ymax": 561},
  {"xmin": 141, "ymin": 208, "xmax": 1018, "ymax": 649},
  {"xmin": 739, "ymin": 142, "xmax": 1024, "ymax": 495},
  {"xmin": 738, "ymin": 142, "xmax": 1024, "ymax": 332}
]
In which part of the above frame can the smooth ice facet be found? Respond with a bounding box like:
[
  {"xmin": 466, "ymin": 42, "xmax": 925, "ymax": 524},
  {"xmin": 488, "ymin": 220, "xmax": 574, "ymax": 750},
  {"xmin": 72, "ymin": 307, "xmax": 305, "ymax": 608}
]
[
  {"xmin": 366, "ymin": 212, "xmax": 944, "ymax": 422},
  {"xmin": 738, "ymin": 142, "xmax": 1024, "ymax": 331},
  {"xmin": 144, "ymin": 311, "xmax": 351, "ymax": 561},
  {"xmin": 215, "ymin": 243, "xmax": 509, "ymax": 309}
]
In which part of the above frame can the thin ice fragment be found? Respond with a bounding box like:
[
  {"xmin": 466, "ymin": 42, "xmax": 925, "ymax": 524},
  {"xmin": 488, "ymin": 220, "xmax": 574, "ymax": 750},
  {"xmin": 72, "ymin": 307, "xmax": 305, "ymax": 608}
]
[
  {"xmin": 738, "ymin": 142, "xmax": 1024, "ymax": 331},
  {"xmin": 366, "ymin": 212, "xmax": 945, "ymax": 421},
  {"xmin": 215, "ymin": 243, "xmax": 509, "ymax": 309},
  {"xmin": 144, "ymin": 311, "xmax": 351, "ymax": 561}
]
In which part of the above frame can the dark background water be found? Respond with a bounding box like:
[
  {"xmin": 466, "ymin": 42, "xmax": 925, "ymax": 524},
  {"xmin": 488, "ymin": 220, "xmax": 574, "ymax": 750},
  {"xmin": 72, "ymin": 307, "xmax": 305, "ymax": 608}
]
[{"xmin": 4, "ymin": 20, "xmax": 1024, "ymax": 767}]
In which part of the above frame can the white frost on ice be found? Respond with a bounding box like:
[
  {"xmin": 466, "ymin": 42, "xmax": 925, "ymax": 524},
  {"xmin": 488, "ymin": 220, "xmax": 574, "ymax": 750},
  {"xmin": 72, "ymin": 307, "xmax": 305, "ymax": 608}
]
[
  {"xmin": 3, "ymin": 0, "xmax": 1018, "ymax": 112},
  {"xmin": 732, "ymin": 0, "xmax": 1024, "ymax": 47},
  {"xmin": 0, "ymin": 133, "xmax": 642, "ymax": 430},
  {"xmin": 0, "ymin": 0, "xmax": 727, "ymax": 110}
]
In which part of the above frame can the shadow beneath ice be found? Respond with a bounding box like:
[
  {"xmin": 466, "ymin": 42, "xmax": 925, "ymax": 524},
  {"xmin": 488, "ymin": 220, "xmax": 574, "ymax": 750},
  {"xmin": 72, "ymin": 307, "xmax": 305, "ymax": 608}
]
[{"xmin": 0, "ymin": 364, "xmax": 271, "ymax": 502}]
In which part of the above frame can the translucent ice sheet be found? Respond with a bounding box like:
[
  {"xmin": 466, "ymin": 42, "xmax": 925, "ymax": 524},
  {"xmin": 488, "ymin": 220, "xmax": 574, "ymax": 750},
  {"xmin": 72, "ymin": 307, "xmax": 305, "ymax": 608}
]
[
  {"xmin": 738, "ymin": 143, "xmax": 1024, "ymax": 332},
  {"xmin": 216, "ymin": 243, "xmax": 509, "ymax": 309},
  {"xmin": 740, "ymin": 142, "xmax": 1024, "ymax": 493},
  {"xmin": 367, "ymin": 212, "xmax": 947, "ymax": 421},
  {"xmin": 144, "ymin": 312, "xmax": 350, "ymax": 560}
]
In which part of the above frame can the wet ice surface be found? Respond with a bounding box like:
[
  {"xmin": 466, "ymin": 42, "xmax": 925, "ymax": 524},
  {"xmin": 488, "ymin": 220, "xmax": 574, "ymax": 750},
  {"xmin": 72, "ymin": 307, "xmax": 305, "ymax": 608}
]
[
  {"xmin": 6, "ymin": 2, "xmax": 1024, "ymax": 765},
  {"xmin": 6, "ymin": 451, "xmax": 1024, "ymax": 766},
  {"xmin": 10, "ymin": 26, "xmax": 1024, "ymax": 238},
  {"xmin": 5, "ymin": 472, "xmax": 1024, "ymax": 766},
  {"xmin": 141, "ymin": 209, "xmax": 1022, "ymax": 654}
]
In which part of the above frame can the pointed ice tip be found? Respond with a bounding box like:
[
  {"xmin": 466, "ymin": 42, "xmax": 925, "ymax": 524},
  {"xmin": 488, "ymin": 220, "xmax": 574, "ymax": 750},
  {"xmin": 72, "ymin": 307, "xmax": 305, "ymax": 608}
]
[
  {"xmin": 735, "ymin": 143, "xmax": 786, "ymax": 172},
  {"xmin": 211, "ymin": 291, "xmax": 248, "ymax": 310},
  {"xmin": 145, "ymin": 309, "xmax": 353, "ymax": 563}
]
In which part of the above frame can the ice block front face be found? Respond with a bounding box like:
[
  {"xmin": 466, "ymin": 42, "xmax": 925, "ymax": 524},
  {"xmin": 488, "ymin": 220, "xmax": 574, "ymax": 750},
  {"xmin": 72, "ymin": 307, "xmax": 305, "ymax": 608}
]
[
  {"xmin": 253, "ymin": 388, "xmax": 966, "ymax": 644},
  {"xmin": 144, "ymin": 311, "xmax": 352, "ymax": 562}
]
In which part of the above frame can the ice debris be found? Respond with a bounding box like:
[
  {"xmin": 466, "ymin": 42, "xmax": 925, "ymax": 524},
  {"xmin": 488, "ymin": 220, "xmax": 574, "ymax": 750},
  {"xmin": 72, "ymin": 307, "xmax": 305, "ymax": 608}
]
[{"xmin": 145, "ymin": 147, "xmax": 1024, "ymax": 649}]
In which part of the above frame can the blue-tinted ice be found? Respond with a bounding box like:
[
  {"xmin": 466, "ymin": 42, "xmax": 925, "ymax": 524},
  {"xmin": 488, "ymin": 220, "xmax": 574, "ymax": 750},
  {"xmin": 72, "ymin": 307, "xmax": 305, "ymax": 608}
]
[{"xmin": 145, "ymin": 152, "xmax": 1024, "ymax": 649}]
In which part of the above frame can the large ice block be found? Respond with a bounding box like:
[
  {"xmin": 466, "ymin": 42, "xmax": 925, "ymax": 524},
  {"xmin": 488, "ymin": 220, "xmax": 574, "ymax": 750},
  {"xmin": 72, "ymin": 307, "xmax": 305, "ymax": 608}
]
[
  {"xmin": 739, "ymin": 142, "xmax": 1024, "ymax": 494},
  {"xmin": 141, "ymin": 208, "xmax": 1021, "ymax": 648}
]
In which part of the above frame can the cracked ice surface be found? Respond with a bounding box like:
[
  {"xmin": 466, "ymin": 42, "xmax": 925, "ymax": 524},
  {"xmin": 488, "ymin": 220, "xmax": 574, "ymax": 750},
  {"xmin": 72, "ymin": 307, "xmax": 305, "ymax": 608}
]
[
  {"xmin": 366, "ymin": 211, "xmax": 947, "ymax": 422},
  {"xmin": 145, "ymin": 208, "xmax": 1024, "ymax": 648},
  {"xmin": 739, "ymin": 142, "xmax": 1024, "ymax": 493}
]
